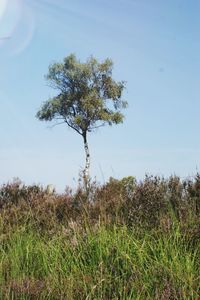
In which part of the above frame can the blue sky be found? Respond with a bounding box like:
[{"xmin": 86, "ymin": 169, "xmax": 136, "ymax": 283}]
[{"xmin": 0, "ymin": 0, "xmax": 200, "ymax": 191}]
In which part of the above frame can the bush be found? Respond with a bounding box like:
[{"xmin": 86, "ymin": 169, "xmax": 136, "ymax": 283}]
[{"xmin": 0, "ymin": 175, "xmax": 199, "ymax": 236}]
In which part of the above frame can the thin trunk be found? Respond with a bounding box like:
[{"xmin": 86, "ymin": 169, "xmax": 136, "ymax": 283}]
[{"xmin": 83, "ymin": 132, "xmax": 90, "ymax": 186}]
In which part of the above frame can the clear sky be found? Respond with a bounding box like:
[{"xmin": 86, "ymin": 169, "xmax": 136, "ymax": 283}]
[{"xmin": 0, "ymin": 0, "xmax": 200, "ymax": 191}]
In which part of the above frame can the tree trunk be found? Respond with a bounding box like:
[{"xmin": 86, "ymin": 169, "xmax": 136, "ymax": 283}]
[{"xmin": 83, "ymin": 132, "xmax": 90, "ymax": 187}]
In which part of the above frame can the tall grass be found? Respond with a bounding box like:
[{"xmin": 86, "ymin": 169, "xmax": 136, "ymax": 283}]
[
  {"xmin": 0, "ymin": 223, "xmax": 199, "ymax": 299},
  {"xmin": 0, "ymin": 175, "xmax": 199, "ymax": 299}
]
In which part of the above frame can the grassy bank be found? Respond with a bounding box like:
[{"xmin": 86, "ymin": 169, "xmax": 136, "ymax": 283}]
[{"xmin": 0, "ymin": 175, "xmax": 199, "ymax": 299}]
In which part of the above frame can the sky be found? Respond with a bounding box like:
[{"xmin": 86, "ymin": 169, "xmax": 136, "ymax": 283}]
[{"xmin": 0, "ymin": 0, "xmax": 200, "ymax": 191}]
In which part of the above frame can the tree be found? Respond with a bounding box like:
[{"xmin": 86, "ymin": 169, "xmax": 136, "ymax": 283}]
[{"xmin": 36, "ymin": 54, "xmax": 127, "ymax": 185}]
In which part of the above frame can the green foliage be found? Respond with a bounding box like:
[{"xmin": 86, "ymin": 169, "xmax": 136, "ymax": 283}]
[
  {"xmin": 0, "ymin": 225, "xmax": 199, "ymax": 299},
  {"xmin": 36, "ymin": 54, "xmax": 127, "ymax": 135},
  {"xmin": 0, "ymin": 175, "xmax": 199, "ymax": 298}
]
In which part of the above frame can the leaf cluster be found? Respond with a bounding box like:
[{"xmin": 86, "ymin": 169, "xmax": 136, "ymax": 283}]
[{"xmin": 36, "ymin": 54, "xmax": 127, "ymax": 135}]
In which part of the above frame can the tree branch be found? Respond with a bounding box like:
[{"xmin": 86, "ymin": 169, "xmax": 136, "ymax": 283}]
[
  {"xmin": 64, "ymin": 119, "xmax": 82, "ymax": 135},
  {"xmin": 47, "ymin": 121, "xmax": 66, "ymax": 129},
  {"xmin": 89, "ymin": 123, "xmax": 105, "ymax": 130}
]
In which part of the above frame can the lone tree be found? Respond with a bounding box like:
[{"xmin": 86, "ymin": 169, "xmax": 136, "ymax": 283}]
[{"xmin": 36, "ymin": 54, "xmax": 127, "ymax": 184}]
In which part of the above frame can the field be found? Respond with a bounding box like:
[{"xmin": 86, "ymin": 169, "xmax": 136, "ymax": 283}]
[{"xmin": 0, "ymin": 175, "xmax": 199, "ymax": 299}]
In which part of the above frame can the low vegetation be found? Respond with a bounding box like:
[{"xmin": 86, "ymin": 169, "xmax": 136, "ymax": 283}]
[{"xmin": 0, "ymin": 175, "xmax": 199, "ymax": 299}]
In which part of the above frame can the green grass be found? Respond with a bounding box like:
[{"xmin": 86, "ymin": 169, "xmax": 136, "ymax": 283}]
[
  {"xmin": 0, "ymin": 223, "xmax": 199, "ymax": 299},
  {"xmin": 0, "ymin": 176, "xmax": 199, "ymax": 299}
]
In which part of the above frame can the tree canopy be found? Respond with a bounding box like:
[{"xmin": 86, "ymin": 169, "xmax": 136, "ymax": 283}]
[{"xmin": 36, "ymin": 54, "xmax": 127, "ymax": 181}]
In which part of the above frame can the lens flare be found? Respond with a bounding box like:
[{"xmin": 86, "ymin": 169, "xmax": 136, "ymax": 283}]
[
  {"xmin": 0, "ymin": 0, "xmax": 22, "ymax": 41},
  {"xmin": 0, "ymin": 0, "xmax": 7, "ymax": 21},
  {"xmin": 11, "ymin": 5, "xmax": 35, "ymax": 56},
  {"xmin": 0, "ymin": 0, "xmax": 35, "ymax": 55}
]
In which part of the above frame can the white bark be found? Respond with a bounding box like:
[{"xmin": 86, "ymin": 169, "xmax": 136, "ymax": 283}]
[{"xmin": 83, "ymin": 133, "xmax": 90, "ymax": 185}]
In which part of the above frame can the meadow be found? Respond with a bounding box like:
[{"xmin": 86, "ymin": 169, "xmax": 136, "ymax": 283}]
[{"xmin": 0, "ymin": 175, "xmax": 199, "ymax": 299}]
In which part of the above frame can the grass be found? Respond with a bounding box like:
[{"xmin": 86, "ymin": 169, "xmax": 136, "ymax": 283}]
[
  {"xmin": 0, "ymin": 223, "xmax": 199, "ymax": 299},
  {"xmin": 0, "ymin": 175, "xmax": 199, "ymax": 299}
]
